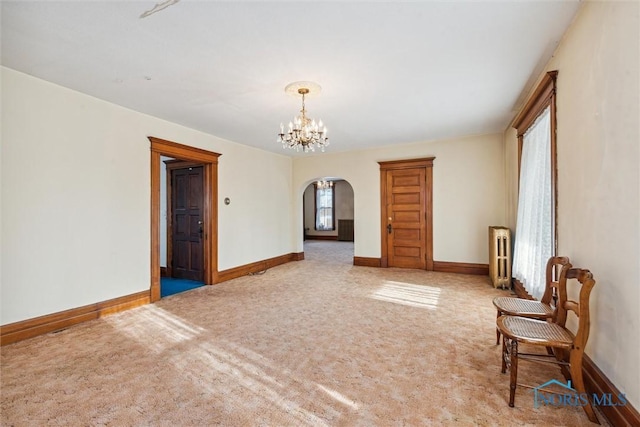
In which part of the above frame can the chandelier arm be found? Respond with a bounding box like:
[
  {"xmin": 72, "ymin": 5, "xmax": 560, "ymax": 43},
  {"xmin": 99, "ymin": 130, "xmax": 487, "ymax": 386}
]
[{"xmin": 277, "ymin": 83, "xmax": 330, "ymax": 153}]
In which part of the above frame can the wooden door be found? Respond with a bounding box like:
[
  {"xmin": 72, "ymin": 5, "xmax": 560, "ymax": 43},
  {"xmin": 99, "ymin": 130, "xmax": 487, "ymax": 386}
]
[
  {"xmin": 151, "ymin": 137, "xmax": 220, "ymax": 303},
  {"xmin": 171, "ymin": 166, "xmax": 204, "ymax": 281},
  {"xmin": 379, "ymin": 158, "xmax": 434, "ymax": 270}
]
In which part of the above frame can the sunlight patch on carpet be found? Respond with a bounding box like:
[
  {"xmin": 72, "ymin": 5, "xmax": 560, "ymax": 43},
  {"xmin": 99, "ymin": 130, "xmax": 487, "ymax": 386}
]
[
  {"xmin": 369, "ymin": 281, "xmax": 440, "ymax": 309},
  {"xmin": 170, "ymin": 341, "xmax": 332, "ymax": 427},
  {"xmin": 317, "ymin": 384, "xmax": 359, "ymax": 410},
  {"xmin": 106, "ymin": 305, "xmax": 204, "ymax": 352}
]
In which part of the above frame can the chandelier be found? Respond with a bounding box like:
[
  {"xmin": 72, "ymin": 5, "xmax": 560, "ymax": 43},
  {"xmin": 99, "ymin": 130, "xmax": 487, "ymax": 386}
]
[
  {"xmin": 278, "ymin": 82, "xmax": 329, "ymax": 153},
  {"xmin": 316, "ymin": 179, "xmax": 333, "ymax": 190}
]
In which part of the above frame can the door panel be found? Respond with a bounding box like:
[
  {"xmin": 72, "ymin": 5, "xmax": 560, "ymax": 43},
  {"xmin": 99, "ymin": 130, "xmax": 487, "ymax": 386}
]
[
  {"xmin": 386, "ymin": 168, "xmax": 426, "ymax": 269},
  {"xmin": 395, "ymin": 211, "xmax": 421, "ymax": 222},
  {"xmin": 384, "ymin": 166, "xmax": 429, "ymax": 269},
  {"xmin": 392, "ymin": 192, "xmax": 421, "ymax": 204},
  {"xmin": 171, "ymin": 166, "xmax": 204, "ymax": 281},
  {"xmin": 394, "ymin": 228, "xmax": 420, "ymax": 241}
]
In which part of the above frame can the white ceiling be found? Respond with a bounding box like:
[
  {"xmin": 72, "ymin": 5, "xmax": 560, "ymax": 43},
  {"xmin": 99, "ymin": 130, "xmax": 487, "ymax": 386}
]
[{"xmin": 1, "ymin": 1, "xmax": 581, "ymax": 156}]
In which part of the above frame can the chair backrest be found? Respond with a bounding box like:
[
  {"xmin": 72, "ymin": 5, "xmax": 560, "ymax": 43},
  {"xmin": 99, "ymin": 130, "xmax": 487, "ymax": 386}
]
[
  {"xmin": 540, "ymin": 256, "xmax": 573, "ymax": 305},
  {"xmin": 555, "ymin": 267, "xmax": 597, "ymax": 349}
]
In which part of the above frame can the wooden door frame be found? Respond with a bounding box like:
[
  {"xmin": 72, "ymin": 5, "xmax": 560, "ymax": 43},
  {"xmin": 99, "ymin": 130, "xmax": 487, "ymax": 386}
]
[
  {"xmin": 150, "ymin": 137, "xmax": 221, "ymax": 302},
  {"xmin": 379, "ymin": 157, "xmax": 435, "ymax": 270},
  {"xmin": 164, "ymin": 160, "xmax": 205, "ymax": 280}
]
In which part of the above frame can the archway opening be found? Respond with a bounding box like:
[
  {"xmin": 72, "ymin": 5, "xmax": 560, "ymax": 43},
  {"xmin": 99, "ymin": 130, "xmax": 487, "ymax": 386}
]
[{"xmin": 302, "ymin": 178, "xmax": 354, "ymax": 265}]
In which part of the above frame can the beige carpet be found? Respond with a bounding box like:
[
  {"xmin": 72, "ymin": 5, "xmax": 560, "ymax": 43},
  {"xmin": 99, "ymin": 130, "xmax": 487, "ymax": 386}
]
[{"xmin": 1, "ymin": 241, "xmax": 602, "ymax": 426}]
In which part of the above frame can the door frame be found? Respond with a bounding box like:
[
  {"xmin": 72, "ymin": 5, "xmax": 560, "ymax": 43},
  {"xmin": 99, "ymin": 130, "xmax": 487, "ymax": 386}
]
[
  {"xmin": 150, "ymin": 137, "xmax": 221, "ymax": 302},
  {"xmin": 379, "ymin": 157, "xmax": 435, "ymax": 270},
  {"xmin": 164, "ymin": 160, "xmax": 205, "ymax": 280}
]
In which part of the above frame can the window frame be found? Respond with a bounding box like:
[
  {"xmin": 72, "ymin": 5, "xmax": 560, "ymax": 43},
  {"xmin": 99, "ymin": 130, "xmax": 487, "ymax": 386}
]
[
  {"xmin": 513, "ymin": 70, "xmax": 558, "ymax": 256},
  {"xmin": 314, "ymin": 183, "xmax": 336, "ymax": 231}
]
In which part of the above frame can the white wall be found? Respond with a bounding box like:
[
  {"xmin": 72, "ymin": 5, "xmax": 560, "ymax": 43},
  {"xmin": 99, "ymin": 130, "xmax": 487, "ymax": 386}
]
[
  {"xmin": 504, "ymin": 1, "xmax": 640, "ymax": 409},
  {"xmin": 293, "ymin": 133, "xmax": 505, "ymax": 264},
  {"xmin": 1, "ymin": 67, "xmax": 293, "ymax": 325},
  {"xmin": 217, "ymin": 142, "xmax": 293, "ymax": 269}
]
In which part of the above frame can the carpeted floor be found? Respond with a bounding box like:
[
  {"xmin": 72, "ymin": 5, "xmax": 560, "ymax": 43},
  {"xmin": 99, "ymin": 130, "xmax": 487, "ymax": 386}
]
[{"xmin": 1, "ymin": 241, "xmax": 604, "ymax": 426}]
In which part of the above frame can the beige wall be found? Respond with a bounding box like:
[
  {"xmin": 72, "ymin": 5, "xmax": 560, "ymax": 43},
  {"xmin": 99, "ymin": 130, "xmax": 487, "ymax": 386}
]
[
  {"xmin": 303, "ymin": 180, "xmax": 354, "ymax": 237},
  {"xmin": 1, "ymin": 67, "xmax": 294, "ymax": 325},
  {"xmin": 503, "ymin": 127, "xmax": 519, "ymax": 231},
  {"xmin": 293, "ymin": 133, "xmax": 506, "ymax": 264},
  {"xmin": 504, "ymin": 1, "xmax": 640, "ymax": 408},
  {"xmin": 4, "ymin": 2, "xmax": 637, "ymax": 410}
]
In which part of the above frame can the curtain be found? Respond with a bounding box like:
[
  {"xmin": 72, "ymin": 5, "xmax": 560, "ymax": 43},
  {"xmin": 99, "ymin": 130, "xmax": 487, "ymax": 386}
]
[{"xmin": 512, "ymin": 106, "xmax": 553, "ymax": 300}]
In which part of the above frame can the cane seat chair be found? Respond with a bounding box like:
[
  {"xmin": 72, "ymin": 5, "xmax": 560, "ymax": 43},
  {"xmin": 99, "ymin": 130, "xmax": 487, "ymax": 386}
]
[
  {"xmin": 496, "ymin": 268, "xmax": 598, "ymax": 424},
  {"xmin": 493, "ymin": 256, "xmax": 572, "ymax": 344}
]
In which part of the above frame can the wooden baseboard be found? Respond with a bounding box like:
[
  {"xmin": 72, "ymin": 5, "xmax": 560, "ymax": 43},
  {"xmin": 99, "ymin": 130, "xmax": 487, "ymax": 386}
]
[
  {"xmin": 351, "ymin": 259, "xmax": 488, "ymax": 274},
  {"xmin": 2, "ymin": 263, "xmax": 636, "ymax": 426},
  {"xmin": 353, "ymin": 256, "xmax": 382, "ymax": 267},
  {"xmin": 583, "ymin": 355, "xmax": 640, "ymax": 426},
  {"xmin": 160, "ymin": 267, "xmax": 168, "ymax": 277},
  {"xmin": 1, "ymin": 252, "xmax": 304, "ymax": 346},
  {"xmin": 511, "ymin": 279, "xmax": 638, "ymax": 426},
  {"xmin": 1, "ymin": 291, "xmax": 150, "ymax": 346},
  {"xmin": 304, "ymin": 235, "xmax": 338, "ymax": 241},
  {"xmin": 433, "ymin": 261, "xmax": 489, "ymax": 276},
  {"xmin": 217, "ymin": 252, "xmax": 303, "ymax": 283}
]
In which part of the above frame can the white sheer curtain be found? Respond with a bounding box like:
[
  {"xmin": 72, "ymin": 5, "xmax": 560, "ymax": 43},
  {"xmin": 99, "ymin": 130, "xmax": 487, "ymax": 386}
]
[{"xmin": 512, "ymin": 106, "xmax": 553, "ymax": 300}]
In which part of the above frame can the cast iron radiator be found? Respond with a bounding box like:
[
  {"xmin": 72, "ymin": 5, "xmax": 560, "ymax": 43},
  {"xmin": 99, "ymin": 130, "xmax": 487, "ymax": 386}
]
[
  {"xmin": 338, "ymin": 219, "xmax": 354, "ymax": 241},
  {"xmin": 489, "ymin": 226, "xmax": 511, "ymax": 289}
]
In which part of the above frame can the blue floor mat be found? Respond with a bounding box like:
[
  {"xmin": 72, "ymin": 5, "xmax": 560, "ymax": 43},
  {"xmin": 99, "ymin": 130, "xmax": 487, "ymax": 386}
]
[{"xmin": 161, "ymin": 277, "xmax": 204, "ymax": 297}]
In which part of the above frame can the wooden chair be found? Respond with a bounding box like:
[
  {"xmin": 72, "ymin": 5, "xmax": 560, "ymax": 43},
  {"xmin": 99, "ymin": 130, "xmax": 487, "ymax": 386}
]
[
  {"xmin": 493, "ymin": 256, "xmax": 572, "ymax": 344},
  {"xmin": 496, "ymin": 268, "xmax": 599, "ymax": 424}
]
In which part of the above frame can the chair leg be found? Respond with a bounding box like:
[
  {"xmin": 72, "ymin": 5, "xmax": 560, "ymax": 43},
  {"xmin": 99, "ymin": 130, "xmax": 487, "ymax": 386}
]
[
  {"xmin": 501, "ymin": 336, "xmax": 507, "ymax": 374},
  {"xmin": 496, "ymin": 310, "xmax": 501, "ymax": 345},
  {"xmin": 509, "ymin": 339, "xmax": 518, "ymax": 407},
  {"xmin": 570, "ymin": 351, "xmax": 599, "ymax": 424}
]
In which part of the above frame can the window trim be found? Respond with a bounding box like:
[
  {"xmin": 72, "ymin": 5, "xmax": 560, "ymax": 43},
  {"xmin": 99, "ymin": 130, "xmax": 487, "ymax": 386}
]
[
  {"xmin": 314, "ymin": 183, "xmax": 336, "ymax": 231},
  {"xmin": 513, "ymin": 70, "xmax": 558, "ymax": 256}
]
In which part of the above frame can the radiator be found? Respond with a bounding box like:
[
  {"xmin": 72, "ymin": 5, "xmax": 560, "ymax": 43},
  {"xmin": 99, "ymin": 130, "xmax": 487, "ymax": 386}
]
[
  {"xmin": 489, "ymin": 226, "xmax": 511, "ymax": 289},
  {"xmin": 338, "ymin": 219, "xmax": 354, "ymax": 241}
]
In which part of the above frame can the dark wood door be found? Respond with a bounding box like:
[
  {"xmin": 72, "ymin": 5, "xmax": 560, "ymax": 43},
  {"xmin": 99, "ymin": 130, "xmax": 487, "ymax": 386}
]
[
  {"xmin": 385, "ymin": 167, "xmax": 427, "ymax": 269},
  {"xmin": 171, "ymin": 166, "xmax": 204, "ymax": 281}
]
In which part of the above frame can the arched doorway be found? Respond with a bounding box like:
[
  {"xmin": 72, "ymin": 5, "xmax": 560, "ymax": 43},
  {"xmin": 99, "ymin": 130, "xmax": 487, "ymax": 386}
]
[{"xmin": 302, "ymin": 178, "xmax": 355, "ymax": 265}]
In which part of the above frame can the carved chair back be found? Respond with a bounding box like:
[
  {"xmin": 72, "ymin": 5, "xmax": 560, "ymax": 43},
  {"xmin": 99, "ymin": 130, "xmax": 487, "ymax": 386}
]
[
  {"xmin": 554, "ymin": 267, "xmax": 597, "ymax": 351},
  {"xmin": 540, "ymin": 256, "xmax": 572, "ymax": 307}
]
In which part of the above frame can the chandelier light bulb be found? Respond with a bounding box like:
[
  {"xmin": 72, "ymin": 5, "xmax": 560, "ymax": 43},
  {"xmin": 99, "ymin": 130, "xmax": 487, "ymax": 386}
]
[
  {"xmin": 316, "ymin": 179, "xmax": 333, "ymax": 190},
  {"xmin": 277, "ymin": 82, "xmax": 330, "ymax": 153}
]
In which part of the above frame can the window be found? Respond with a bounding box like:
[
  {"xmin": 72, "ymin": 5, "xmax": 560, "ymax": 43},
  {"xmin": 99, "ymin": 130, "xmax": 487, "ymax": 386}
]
[
  {"xmin": 315, "ymin": 183, "xmax": 335, "ymax": 231},
  {"xmin": 512, "ymin": 71, "xmax": 558, "ymax": 300}
]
